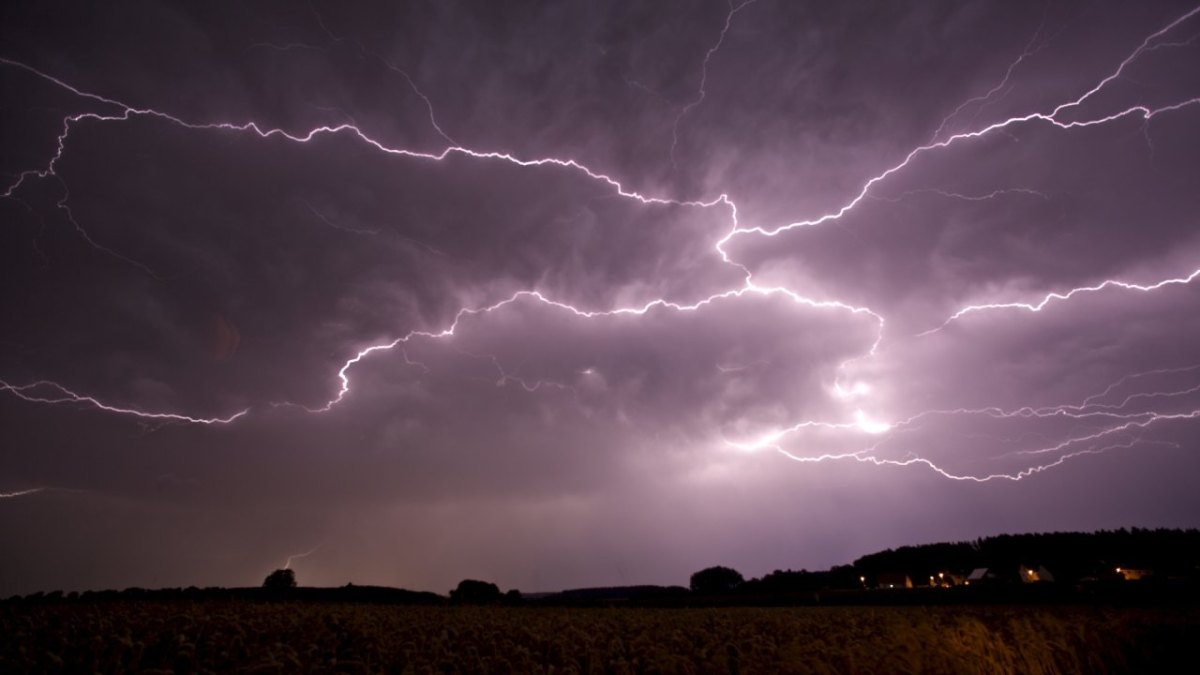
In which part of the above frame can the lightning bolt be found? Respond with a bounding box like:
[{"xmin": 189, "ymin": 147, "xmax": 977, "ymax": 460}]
[
  {"xmin": 929, "ymin": 14, "xmax": 1054, "ymax": 143},
  {"xmin": 308, "ymin": 0, "xmax": 459, "ymax": 147},
  {"xmin": 0, "ymin": 380, "xmax": 248, "ymax": 424},
  {"xmin": 1, "ymin": 4, "xmax": 1198, "ymax": 486},
  {"xmin": 869, "ymin": 188, "xmax": 1050, "ymax": 205},
  {"xmin": 1080, "ymin": 364, "xmax": 1200, "ymax": 407},
  {"xmin": 310, "ymin": 284, "xmax": 882, "ymax": 413},
  {"xmin": 770, "ymin": 438, "xmax": 1182, "ymax": 483},
  {"xmin": 717, "ymin": 4, "xmax": 1200, "ymax": 245},
  {"xmin": 669, "ymin": 0, "xmax": 760, "ymax": 169},
  {"xmin": 0, "ymin": 488, "xmax": 45, "ymax": 499},
  {"xmin": 302, "ymin": 200, "xmax": 382, "ymax": 236},
  {"xmin": 922, "ymin": 267, "xmax": 1200, "ymax": 335},
  {"xmin": 764, "ymin": 365, "xmax": 1200, "ymax": 481},
  {"xmin": 282, "ymin": 544, "xmax": 323, "ymax": 570},
  {"xmin": 438, "ymin": 344, "xmax": 580, "ymax": 395}
]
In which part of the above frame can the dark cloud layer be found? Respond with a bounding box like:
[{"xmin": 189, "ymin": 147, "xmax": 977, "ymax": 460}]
[{"xmin": 2, "ymin": 0, "xmax": 1199, "ymax": 595}]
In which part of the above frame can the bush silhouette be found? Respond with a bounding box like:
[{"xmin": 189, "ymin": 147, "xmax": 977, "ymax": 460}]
[
  {"xmin": 450, "ymin": 579, "xmax": 501, "ymax": 604},
  {"xmin": 690, "ymin": 566, "xmax": 744, "ymax": 594},
  {"xmin": 262, "ymin": 568, "xmax": 297, "ymax": 590}
]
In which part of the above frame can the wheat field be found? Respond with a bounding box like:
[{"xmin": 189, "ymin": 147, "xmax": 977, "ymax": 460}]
[{"xmin": 2, "ymin": 602, "xmax": 1196, "ymax": 674}]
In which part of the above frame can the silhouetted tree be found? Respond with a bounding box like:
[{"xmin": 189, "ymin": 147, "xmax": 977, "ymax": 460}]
[
  {"xmin": 262, "ymin": 568, "xmax": 296, "ymax": 590},
  {"xmin": 690, "ymin": 566, "xmax": 744, "ymax": 594},
  {"xmin": 450, "ymin": 579, "xmax": 501, "ymax": 604}
]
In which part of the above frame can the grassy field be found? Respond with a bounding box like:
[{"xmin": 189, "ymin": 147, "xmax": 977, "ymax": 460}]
[{"xmin": 2, "ymin": 601, "xmax": 1197, "ymax": 674}]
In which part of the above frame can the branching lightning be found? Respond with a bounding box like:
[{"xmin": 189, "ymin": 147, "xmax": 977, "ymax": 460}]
[
  {"xmin": 2, "ymin": 4, "xmax": 1199, "ymax": 484},
  {"xmin": 928, "ymin": 14, "xmax": 1054, "ymax": 143},
  {"xmin": 717, "ymin": 6, "xmax": 1200, "ymax": 245}
]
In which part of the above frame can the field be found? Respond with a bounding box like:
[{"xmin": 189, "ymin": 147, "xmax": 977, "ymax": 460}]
[{"xmin": 2, "ymin": 601, "xmax": 1197, "ymax": 674}]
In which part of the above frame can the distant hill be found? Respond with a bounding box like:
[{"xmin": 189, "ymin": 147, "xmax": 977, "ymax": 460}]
[
  {"xmin": 7, "ymin": 584, "xmax": 444, "ymax": 605},
  {"xmin": 536, "ymin": 585, "xmax": 689, "ymax": 605}
]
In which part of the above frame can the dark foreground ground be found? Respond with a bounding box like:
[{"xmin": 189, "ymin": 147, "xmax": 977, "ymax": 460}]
[{"xmin": 2, "ymin": 601, "xmax": 1197, "ymax": 674}]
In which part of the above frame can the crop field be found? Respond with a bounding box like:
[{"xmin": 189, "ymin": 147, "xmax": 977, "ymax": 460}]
[{"xmin": 1, "ymin": 601, "xmax": 1197, "ymax": 674}]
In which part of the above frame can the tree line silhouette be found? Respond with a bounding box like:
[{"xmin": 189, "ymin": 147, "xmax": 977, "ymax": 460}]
[
  {"xmin": 681, "ymin": 528, "xmax": 1200, "ymax": 603},
  {"xmin": 849, "ymin": 527, "xmax": 1200, "ymax": 586},
  {"xmin": 5, "ymin": 528, "xmax": 1197, "ymax": 607}
]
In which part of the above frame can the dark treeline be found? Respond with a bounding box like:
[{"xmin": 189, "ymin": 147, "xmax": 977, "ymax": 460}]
[
  {"xmin": 849, "ymin": 527, "xmax": 1200, "ymax": 585},
  {"xmin": 5, "ymin": 528, "xmax": 1199, "ymax": 607},
  {"xmin": 724, "ymin": 528, "xmax": 1200, "ymax": 597},
  {"xmin": 652, "ymin": 527, "xmax": 1200, "ymax": 608}
]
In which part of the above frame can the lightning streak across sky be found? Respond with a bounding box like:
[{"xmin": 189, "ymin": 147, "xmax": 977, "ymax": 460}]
[
  {"xmin": 1, "ymin": 2, "xmax": 1199, "ymax": 490},
  {"xmin": 0, "ymin": 379, "xmax": 249, "ymax": 424},
  {"xmin": 922, "ymin": 268, "xmax": 1200, "ymax": 335}
]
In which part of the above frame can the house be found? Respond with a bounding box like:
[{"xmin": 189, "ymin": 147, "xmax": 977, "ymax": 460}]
[
  {"xmin": 967, "ymin": 567, "xmax": 991, "ymax": 585},
  {"xmin": 1018, "ymin": 565, "xmax": 1055, "ymax": 583},
  {"xmin": 929, "ymin": 571, "xmax": 968, "ymax": 588},
  {"xmin": 1115, "ymin": 567, "xmax": 1150, "ymax": 581}
]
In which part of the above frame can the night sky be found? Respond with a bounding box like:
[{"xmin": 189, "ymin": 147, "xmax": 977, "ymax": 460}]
[{"xmin": 2, "ymin": 1, "xmax": 1200, "ymax": 596}]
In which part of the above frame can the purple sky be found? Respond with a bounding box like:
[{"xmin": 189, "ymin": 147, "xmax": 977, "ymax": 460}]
[{"xmin": 2, "ymin": 1, "xmax": 1199, "ymax": 596}]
